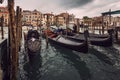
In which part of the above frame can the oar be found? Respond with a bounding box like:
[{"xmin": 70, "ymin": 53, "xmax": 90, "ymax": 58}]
[{"xmin": 45, "ymin": 29, "xmax": 49, "ymax": 49}]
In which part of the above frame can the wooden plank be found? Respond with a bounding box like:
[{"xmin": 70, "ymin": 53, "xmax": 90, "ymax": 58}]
[{"xmin": 0, "ymin": 65, "xmax": 2, "ymax": 80}]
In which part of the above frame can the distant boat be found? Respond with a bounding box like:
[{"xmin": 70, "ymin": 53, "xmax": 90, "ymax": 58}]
[
  {"xmin": 48, "ymin": 32, "xmax": 88, "ymax": 53},
  {"xmin": 25, "ymin": 30, "xmax": 41, "ymax": 62}
]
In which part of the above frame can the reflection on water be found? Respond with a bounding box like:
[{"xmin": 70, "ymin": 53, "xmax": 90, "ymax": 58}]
[
  {"xmin": 52, "ymin": 45, "xmax": 91, "ymax": 80},
  {"xmin": 19, "ymin": 52, "xmax": 42, "ymax": 80},
  {"xmin": 19, "ymin": 39, "xmax": 120, "ymax": 80},
  {"xmin": 89, "ymin": 47, "xmax": 114, "ymax": 65},
  {"xmin": 24, "ymin": 53, "xmax": 42, "ymax": 80}
]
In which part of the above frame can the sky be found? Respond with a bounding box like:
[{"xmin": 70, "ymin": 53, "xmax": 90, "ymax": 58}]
[{"xmin": 0, "ymin": 0, "xmax": 120, "ymax": 18}]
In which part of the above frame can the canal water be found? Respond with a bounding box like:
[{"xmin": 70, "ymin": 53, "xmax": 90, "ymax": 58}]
[
  {"xmin": 1, "ymin": 27, "xmax": 120, "ymax": 80},
  {"xmin": 19, "ymin": 38, "xmax": 120, "ymax": 80}
]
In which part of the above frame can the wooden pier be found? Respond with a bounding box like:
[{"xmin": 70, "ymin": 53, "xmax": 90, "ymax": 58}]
[
  {"xmin": 0, "ymin": 39, "xmax": 8, "ymax": 80},
  {"xmin": 0, "ymin": 68, "xmax": 2, "ymax": 80}
]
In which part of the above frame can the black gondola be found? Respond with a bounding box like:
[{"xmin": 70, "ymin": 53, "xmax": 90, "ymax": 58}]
[
  {"xmin": 65, "ymin": 29, "xmax": 113, "ymax": 47},
  {"xmin": 48, "ymin": 31, "xmax": 88, "ymax": 53},
  {"xmin": 25, "ymin": 30, "xmax": 41, "ymax": 62},
  {"xmin": 79, "ymin": 32, "xmax": 108, "ymax": 38}
]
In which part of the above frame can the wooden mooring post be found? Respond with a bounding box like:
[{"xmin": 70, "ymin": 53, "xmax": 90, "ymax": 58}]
[
  {"xmin": 102, "ymin": 15, "xmax": 104, "ymax": 34},
  {"xmin": 0, "ymin": 0, "xmax": 22, "ymax": 80},
  {"xmin": 8, "ymin": 0, "xmax": 22, "ymax": 80},
  {"xmin": 1, "ymin": 15, "xmax": 4, "ymax": 39},
  {"xmin": 115, "ymin": 27, "xmax": 119, "ymax": 42},
  {"xmin": 16, "ymin": 6, "xmax": 22, "ymax": 51},
  {"xmin": 8, "ymin": 0, "xmax": 18, "ymax": 79},
  {"xmin": 45, "ymin": 15, "xmax": 49, "ymax": 48}
]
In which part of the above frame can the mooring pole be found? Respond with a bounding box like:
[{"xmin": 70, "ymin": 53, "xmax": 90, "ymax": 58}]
[
  {"xmin": 46, "ymin": 15, "xmax": 49, "ymax": 48},
  {"xmin": 8, "ymin": 0, "xmax": 18, "ymax": 80},
  {"xmin": 102, "ymin": 15, "xmax": 104, "ymax": 34},
  {"xmin": 115, "ymin": 27, "xmax": 118, "ymax": 42},
  {"xmin": 1, "ymin": 15, "xmax": 4, "ymax": 39},
  {"xmin": 77, "ymin": 19, "xmax": 80, "ymax": 33},
  {"xmin": 16, "ymin": 6, "xmax": 20, "ymax": 52},
  {"xmin": 109, "ymin": 9, "xmax": 111, "ymax": 28},
  {"xmin": 19, "ymin": 8, "xmax": 22, "ymax": 41},
  {"xmin": 16, "ymin": 6, "xmax": 22, "ymax": 51}
]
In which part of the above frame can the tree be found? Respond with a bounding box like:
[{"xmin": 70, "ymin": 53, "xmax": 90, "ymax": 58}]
[{"xmin": 83, "ymin": 16, "xmax": 89, "ymax": 20}]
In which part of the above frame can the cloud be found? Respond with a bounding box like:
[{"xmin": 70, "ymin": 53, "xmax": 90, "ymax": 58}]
[
  {"xmin": 14, "ymin": 0, "xmax": 94, "ymax": 12},
  {"xmin": 58, "ymin": 0, "xmax": 93, "ymax": 9},
  {"xmin": 0, "ymin": 0, "xmax": 120, "ymax": 18},
  {"xmin": 68, "ymin": 0, "xmax": 120, "ymax": 18}
]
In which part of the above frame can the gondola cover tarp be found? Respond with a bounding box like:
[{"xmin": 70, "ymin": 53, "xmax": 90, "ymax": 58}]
[{"xmin": 27, "ymin": 39, "xmax": 41, "ymax": 53}]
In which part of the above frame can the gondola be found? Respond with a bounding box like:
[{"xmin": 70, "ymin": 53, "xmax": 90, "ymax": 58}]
[
  {"xmin": 89, "ymin": 33, "xmax": 108, "ymax": 38},
  {"xmin": 25, "ymin": 30, "xmax": 41, "ymax": 62},
  {"xmin": 65, "ymin": 29, "xmax": 113, "ymax": 47},
  {"xmin": 49, "ymin": 26, "xmax": 108, "ymax": 38},
  {"xmin": 79, "ymin": 32, "xmax": 108, "ymax": 38},
  {"xmin": 48, "ymin": 31, "xmax": 88, "ymax": 53}
]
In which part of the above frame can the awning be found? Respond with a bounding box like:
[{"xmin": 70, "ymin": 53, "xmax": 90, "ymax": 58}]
[{"xmin": 102, "ymin": 10, "xmax": 120, "ymax": 15}]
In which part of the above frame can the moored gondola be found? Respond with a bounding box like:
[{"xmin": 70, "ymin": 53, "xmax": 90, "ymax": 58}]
[
  {"xmin": 25, "ymin": 30, "xmax": 41, "ymax": 62},
  {"xmin": 79, "ymin": 32, "xmax": 108, "ymax": 38},
  {"xmin": 48, "ymin": 31, "xmax": 88, "ymax": 53},
  {"xmin": 65, "ymin": 29, "xmax": 113, "ymax": 47}
]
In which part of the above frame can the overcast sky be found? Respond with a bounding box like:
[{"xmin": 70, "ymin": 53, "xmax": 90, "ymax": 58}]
[{"xmin": 0, "ymin": 0, "xmax": 120, "ymax": 18}]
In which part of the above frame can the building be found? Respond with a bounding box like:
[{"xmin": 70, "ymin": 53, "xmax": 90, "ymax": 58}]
[
  {"xmin": 69, "ymin": 14, "xmax": 75, "ymax": 24},
  {"xmin": 113, "ymin": 16, "xmax": 120, "ymax": 26},
  {"xmin": 22, "ymin": 10, "xmax": 31, "ymax": 26},
  {"xmin": 54, "ymin": 15, "xmax": 64, "ymax": 26},
  {"xmin": 0, "ymin": 7, "xmax": 9, "ymax": 26},
  {"xmin": 22, "ymin": 9, "xmax": 42, "ymax": 27},
  {"xmin": 42, "ymin": 13, "xmax": 54, "ymax": 26},
  {"xmin": 54, "ymin": 13, "xmax": 75, "ymax": 26},
  {"xmin": 59, "ymin": 13, "xmax": 69, "ymax": 26}
]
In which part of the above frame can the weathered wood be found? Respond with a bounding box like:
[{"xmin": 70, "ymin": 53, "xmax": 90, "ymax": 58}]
[
  {"xmin": 76, "ymin": 19, "xmax": 80, "ymax": 33},
  {"xmin": 0, "ymin": 67, "xmax": 2, "ymax": 80},
  {"xmin": 20, "ymin": 8, "xmax": 22, "ymax": 43},
  {"xmin": 0, "ymin": 39, "xmax": 9, "ymax": 80},
  {"xmin": 16, "ymin": 6, "xmax": 22, "ymax": 51},
  {"xmin": 115, "ymin": 28, "xmax": 119, "ymax": 41},
  {"xmin": 102, "ymin": 15, "xmax": 104, "ymax": 34},
  {"xmin": 1, "ymin": 16, "xmax": 4, "ymax": 39},
  {"xmin": 16, "ymin": 6, "xmax": 19, "ymax": 52},
  {"xmin": 8, "ymin": 0, "xmax": 18, "ymax": 80},
  {"xmin": 46, "ymin": 15, "xmax": 49, "ymax": 48}
]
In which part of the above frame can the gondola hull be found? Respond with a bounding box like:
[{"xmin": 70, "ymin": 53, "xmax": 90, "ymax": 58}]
[
  {"xmin": 90, "ymin": 37, "xmax": 112, "ymax": 47},
  {"xmin": 66, "ymin": 35, "xmax": 112, "ymax": 47},
  {"xmin": 79, "ymin": 32, "xmax": 108, "ymax": 38},
  {"xmin": 24, "ymin": 30, "xmax": 41, "ymax": 62},
  {"xmin": 48, "ymin": 36, "xmax": 88, "ymax": 53}
]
